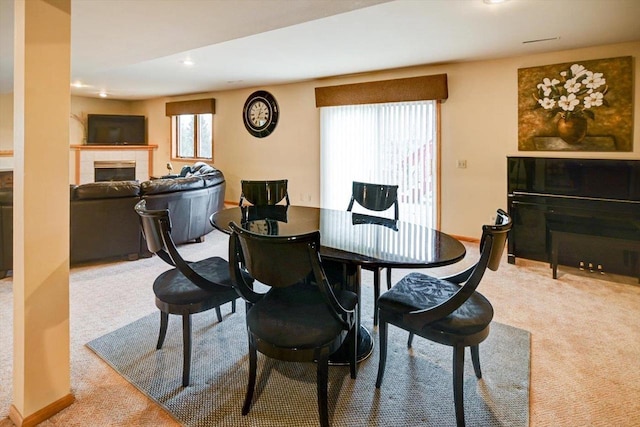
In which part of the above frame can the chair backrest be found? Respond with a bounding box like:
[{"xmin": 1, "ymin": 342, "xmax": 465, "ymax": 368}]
[
  {"xmin": 228, "ymin": 221, "xmax": 352, "ymax": 326},
  {"xmin": 230, "ymin": 221, "xmax": 319, "ymax": 287},
  {"xmin": 135, "ymin": 199, "xmax": 173, "ymax": 262},
  {"xmin": 243, "ymin": 205, "xmax": 289, "ymax": 223},
  {"xmin": 482, "ymin": 208, "xmax": 512, "ymax": 272},
  {"xmin": 135, "ymin": 199, "xmax": 228, "ymax": 291},
  {"xmin": 347, "ymin": 181, "xmax": 399, "ymax": 220},
  {"xmin": 407, "ymin": 209, "xmax": 512, "ymax": 324},
  {"xmin": 239, "ymin": 179, "xmax": 290, "ymax": 206}
]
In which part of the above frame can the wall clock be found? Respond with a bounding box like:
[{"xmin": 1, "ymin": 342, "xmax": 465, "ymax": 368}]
[{"xmin": 242, "ymin": 90, "xmax": 279, "ymax": 138}]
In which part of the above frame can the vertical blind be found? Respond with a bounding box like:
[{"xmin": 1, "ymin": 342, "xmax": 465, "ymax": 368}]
[{"xmin": 320, "ymin": 100, "xmax": 437, "ymax": 228}]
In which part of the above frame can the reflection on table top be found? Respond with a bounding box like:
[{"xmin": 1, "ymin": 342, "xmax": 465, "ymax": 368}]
[{"xmin": 211, "ymin": 205, "xmax": 466, "ymax": 268}]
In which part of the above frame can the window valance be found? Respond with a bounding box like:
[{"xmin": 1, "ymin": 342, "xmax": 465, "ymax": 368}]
[
  {"xmin": 315, "ymin": 74, "xmax": 447, "ymax": 107},
  {"xmin": 165, "ymin": 98, "xmax": 216, "ymax": 116}
]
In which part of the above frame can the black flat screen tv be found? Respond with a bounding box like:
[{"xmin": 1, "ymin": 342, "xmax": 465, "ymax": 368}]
[{"xmin": 87, "ymin": 114, "xmax": 146, "ymax": 145}]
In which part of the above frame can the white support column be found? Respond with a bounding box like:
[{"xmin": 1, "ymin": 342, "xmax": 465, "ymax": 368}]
[{"xmin": 11, "ymin": 1, "xmax": 74, "ymax": 425}]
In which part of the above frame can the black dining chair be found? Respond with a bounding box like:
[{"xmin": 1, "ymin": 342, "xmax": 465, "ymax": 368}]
[
  {"xmin": 347, "ymin": 181, "xmax": 399, "ymax": 326},
  {"xmin": 135, "ymin": 199, "xmax": 240, "ymax": 387},
  {"xmin": 228, "ymin": 222, "xmax": 358, "ymax": 427},
  {"xmin": 375, "ymin": 209, "xmax": 512, "ymax": 427},
  {"xmin": 239, "ymin": 179, "xmax": 290, "ymax": 206}
]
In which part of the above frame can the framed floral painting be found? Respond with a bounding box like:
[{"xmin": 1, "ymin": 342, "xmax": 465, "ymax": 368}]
[{"xmin": 517, "ymin": 56, "xmax": 633, "ymax": 151}]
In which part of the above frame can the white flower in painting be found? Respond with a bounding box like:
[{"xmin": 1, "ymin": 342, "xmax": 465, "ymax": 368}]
[
  {"xmin": 537, "ymin": 77, "xmax": 560, "ymax": 96},
  {"xmin": 570, "ymin": 63, "xmax": 587, "ymax": 77},
  {"xmin": 564, "ymin": 78, "xmax": 582, "ymax": 93},
  {"xmin": 558, "ymin": 93, "xmax": 579, "ymax": 111},
  {"xmin": 584, "ymin": 91, "xmax": 604, "ymax": 108},
  {"xmin": 533, "ymin": 63, "xmax": 608, "ymax": 119},
  {"xmin": 582, "ymin": 71, "xmax": 606, "ymax": 89},
  {"xmin": 538, "ymin": 97, "xmax": 556, "ymax": 109}
]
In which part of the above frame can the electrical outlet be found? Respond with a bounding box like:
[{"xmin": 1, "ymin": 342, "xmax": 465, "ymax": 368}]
[{"xmin": 457, "ymin": 160, "xmax": 467, "ymax": 169}]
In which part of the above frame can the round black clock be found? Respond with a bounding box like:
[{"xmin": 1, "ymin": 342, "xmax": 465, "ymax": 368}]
[{"xmin": 242, "ymin": 90, "xmax": 279, "ymax": 138}]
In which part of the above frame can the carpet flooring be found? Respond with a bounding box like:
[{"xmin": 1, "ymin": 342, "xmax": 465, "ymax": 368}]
[
  {"xmin": 4, "ymin": 229, "xmax": 639, "ymax": 426},
  {"xmin": 87, "ymin": 304, "xmax": 530, "ymax": 427}
]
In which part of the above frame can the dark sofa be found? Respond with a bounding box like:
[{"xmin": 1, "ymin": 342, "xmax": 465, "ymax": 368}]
[{"xmin": 0, "ymin": 163, "xmax": 225, "ymax": 278}]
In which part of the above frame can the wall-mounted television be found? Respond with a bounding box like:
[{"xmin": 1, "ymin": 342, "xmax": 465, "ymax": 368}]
[{"xmin": 87, "ymin": 114, "xmax": 146, "ymax": 145}]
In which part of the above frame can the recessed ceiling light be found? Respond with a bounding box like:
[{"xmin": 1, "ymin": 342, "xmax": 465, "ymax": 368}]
[
  {"xmin": 181, "ymin": 59, "xmax": 194, "ymax": 66},
  {"xmin": 99, "ymin": 91, "xmax": 108, "ymax": 98},
  {"xmin": 483, "ymin": 0, "xmax": 509, "ymax": 4},
  {"xmin": 71, "ymin": 81, "xmax": 85, "ymax": 88}
]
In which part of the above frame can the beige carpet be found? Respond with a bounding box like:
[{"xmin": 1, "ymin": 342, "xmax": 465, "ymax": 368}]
[
  {"xmin": 86, "ymin": 307, "xmax": 528, "ymax": 426},
  {"xmin": 1, "ymin": 229, "xmax": 640, "ymax": 426}
]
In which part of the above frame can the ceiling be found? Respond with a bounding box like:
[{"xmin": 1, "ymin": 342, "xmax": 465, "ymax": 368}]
[{"xmin": 1, "ymin": 0, "xmax": 639, "ymax": 100}]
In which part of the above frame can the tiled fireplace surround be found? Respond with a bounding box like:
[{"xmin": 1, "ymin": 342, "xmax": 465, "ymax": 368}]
[{"xmin": 70, "ymin": 144, "xmax": 158, "ymax": 185}]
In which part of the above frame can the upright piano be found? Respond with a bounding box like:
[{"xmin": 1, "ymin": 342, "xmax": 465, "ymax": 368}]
[{"xmin": 507, "ymin": 157, "xmax": 640, "ymax": 281}]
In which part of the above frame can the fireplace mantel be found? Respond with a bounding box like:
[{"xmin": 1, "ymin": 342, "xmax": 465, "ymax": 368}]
[{"xmin": 70, "ymin": 144, "xmax": 158, "ymax": 184}]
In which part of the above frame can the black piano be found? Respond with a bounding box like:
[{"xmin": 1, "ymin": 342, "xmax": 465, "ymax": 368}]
[{"xmin": 507, "ymin": 156, "xmax": 640, "ymax": 281}]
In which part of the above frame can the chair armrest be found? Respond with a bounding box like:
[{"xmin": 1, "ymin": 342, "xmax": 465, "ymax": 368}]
[
  {"xmin": 439, "ymin": 264, "xmax": 474, "ymax": 284},
  {"xmin": 162, "ymin": 227, "xmax": 233, "ymax": 292},
  {"xmin": 309, "ymin": 246, "xmax": 355, "ymax": 329},
  {"xmin": 229, "ymin": 232, "xmax": 264, "ymax": 304},
  {"xmin": 402, "ymin": 243, "xmax": 493, "ymax": 329}
]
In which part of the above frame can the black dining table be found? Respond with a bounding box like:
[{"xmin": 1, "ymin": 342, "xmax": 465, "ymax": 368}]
[{"xmin": 211, "ymin": 205, "xmax": 467, "ymax": 362}]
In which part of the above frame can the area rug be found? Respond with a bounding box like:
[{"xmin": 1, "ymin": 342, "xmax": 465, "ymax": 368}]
[{"xmin": 86, "ymin": 302, "xmax": 530, "ymax": 427}]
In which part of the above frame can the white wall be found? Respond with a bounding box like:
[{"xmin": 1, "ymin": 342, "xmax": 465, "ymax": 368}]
[
  {"xmin": 142, "ymin": 41, "xmax": 640, "ymax": 238},
  {"xmin": 1, "ymin": 41, "xmax": 638, "ymax": 238}
]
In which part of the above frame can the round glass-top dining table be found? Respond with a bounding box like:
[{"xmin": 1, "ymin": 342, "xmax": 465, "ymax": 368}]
[{"xmin": 211, "ymin": 205, "xmax": 467, "ymax": 362}]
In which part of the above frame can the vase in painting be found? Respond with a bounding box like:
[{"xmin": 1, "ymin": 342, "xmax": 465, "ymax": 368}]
[{"xmin": 556, "ymin": 114, "xmax": 588, "ymax": 145}]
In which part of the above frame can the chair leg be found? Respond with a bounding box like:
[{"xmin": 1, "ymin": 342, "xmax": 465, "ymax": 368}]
[
  {"xmin": 182, "ymin": 314, "xmax": 192, "ymax": 387},
  {"xmin": 407, "ymin": 332, "xmax": 414, "ymax": 348},
  {"xmin": 386, "ymin": 268, "xmax": 392, "ymax": 290},
  {"xmin": 375, "ymin": 320, "xmax": 388, "ymax": 388},
  {"xmin": 471, "ymin": 344, "xmax": 482, "ymax": 379},
  {"xmin": 242, "ymin": 336, "xmax": 257, "ymax": 415},
  {"xmin": 373, "ymin": 269, "xmax": 381, "ymax": 326},
  {"xmin": 231, "ymin": 299, "xmax": 237, "ymax": 313},
  {"xmin": 316, "ymin": 349, "xmax": 330, "ymax": 427},
  {"xmin": 157, "ymin": 311, "xmax": 169, "ymax": 350},
  {"xmin": 453, "ymin": 344, "xmax": 466, "ymax": 427},
  {"xmin": 215, "ymin": 306, "xmax": 223, "ymax": 322}
]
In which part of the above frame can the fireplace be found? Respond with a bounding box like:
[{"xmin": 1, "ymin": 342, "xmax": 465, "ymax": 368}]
[{"xmin": 94, "ymin": 160, "xmax": 136, "ymax": 182}]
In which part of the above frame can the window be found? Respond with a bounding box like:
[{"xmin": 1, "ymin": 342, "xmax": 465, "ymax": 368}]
[
  {"xmin": 173, "ymin": 113, "xmax": 212, "ymax": 160},
  {"xmin": 320, "ymin": 100, "xmax": 439, "ymax": 228},
  {"xmin": 315, "ymin": 74, "xmax": 447, "ymax": 229},
  {"xmin": 165, "ymin": 98, "xmax": 216, "ymax": 161}
]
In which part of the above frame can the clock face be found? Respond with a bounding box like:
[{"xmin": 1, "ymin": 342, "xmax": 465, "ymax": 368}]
[
  {"xmin": 249, "ymin": 100, "xmax": 269, "ymax": 127},
  {"xmin": 243, "ymin": 91, "xmax": 279, "ymax": 138}
]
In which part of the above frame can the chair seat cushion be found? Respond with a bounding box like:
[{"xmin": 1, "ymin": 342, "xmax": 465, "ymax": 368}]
[
  {"xmin": 153, "ymin": 256, "xmax": 237, "ymax": 306},
  {"xmin": 378, "ymin": 272, "xmax": 493, "ymax": 335},
  {"xmin": 247, "ymin": 283, "xmax": 357, "ymax": 349}
]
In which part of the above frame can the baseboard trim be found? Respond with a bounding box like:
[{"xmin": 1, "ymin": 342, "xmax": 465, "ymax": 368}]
[
  {"xmin": 450, "ymin": 234, "xmax": 480, "ymax": 243},
  {"xmin": 9, "ymin": 393, "xmax": 75, "ymax": 427}
]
